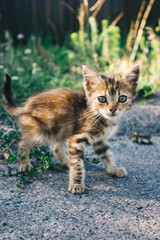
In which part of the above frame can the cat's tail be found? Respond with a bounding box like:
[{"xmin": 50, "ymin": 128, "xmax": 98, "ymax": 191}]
[{"xmin": 3, "ymin": 73, "xmax": 21, "ymax": 115}]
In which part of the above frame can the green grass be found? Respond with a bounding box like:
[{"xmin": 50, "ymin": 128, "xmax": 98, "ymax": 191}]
[
  {"xmin": 0, "ymin": 18, "xmax": 160, "ymax": 103},
  {"xmin": 0, "ymin": 33, "xmax": 83, "ymax": 103}
]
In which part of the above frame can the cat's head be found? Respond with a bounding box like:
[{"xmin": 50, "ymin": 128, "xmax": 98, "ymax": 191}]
[{"xmin": 82, "ymin": 65, "xmax": 140, "ymax": 120}]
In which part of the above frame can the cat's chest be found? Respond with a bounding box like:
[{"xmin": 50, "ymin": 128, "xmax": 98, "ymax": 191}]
[
  {"xmin": 90, "ymin": 124, "xmax": 117, "ymax": 144},
  {"xmin": 103, "ymin": 125, "xmax": 117, "ymax": 140}
]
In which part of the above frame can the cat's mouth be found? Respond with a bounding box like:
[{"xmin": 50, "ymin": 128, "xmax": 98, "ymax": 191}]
[
  {"xmin": 99, "ymin": 110, "xmax": 120, "ymax": 120},
  {"xmin": 108, "ymin": 113, "xmax": 118, "ymax": 117},
  {"xmin": 106, "ymin": 112, "xmax": 120, "ymax": 119}
]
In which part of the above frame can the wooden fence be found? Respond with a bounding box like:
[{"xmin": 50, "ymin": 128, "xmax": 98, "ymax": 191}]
[{"xmin": 0, "ymin": 0, "xmax": 159, "ymax": 44}]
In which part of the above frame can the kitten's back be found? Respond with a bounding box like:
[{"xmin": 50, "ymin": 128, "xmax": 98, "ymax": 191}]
[
  {"xmin": 18, "ymin": 88, "xmax": 87, "ymax": 140},
  {"xmin": 23, "ymin": 88, "xmax": 86, "ymax": 118}
]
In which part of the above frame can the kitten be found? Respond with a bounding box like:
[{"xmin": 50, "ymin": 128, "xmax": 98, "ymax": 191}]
[{"xmin": 3, "ymin": 65, "xmax": 140, "ymax": 193}]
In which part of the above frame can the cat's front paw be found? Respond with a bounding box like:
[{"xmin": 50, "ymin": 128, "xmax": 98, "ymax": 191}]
[
  {"xmin": 68, "ymin": 183, "xmax": 85, "ymax": 194},
  {"xmin": 115, "ymin": 167, "xmax": 127, "ymax": 177},
  {"xmin": 20, "ymin": 162, "xmax": 33, "ymax": 172},
  {"xmin": 108, "ymin": 166, "xmax": 127, "ymax": 177}
]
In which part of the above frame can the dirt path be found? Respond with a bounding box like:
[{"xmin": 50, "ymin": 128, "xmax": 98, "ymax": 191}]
[{"xmin": 0, "ymin": 104, "xmax": 160, "ymax": 240}]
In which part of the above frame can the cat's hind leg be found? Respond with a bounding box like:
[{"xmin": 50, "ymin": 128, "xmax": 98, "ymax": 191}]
[
  {"xmin": 18, "ymin": 138, "xmax": 33, "ymax": 172},
  {"xmin": 50, "ymin": 142, "xmax": 70, "ymax": 168},
  {"xmin": 18, "ymin": 114, "xmax": 45, "ymax": 171},
  {"xmin": 18, "ymin": 133, "xmax": 46, "ymax": 172}
]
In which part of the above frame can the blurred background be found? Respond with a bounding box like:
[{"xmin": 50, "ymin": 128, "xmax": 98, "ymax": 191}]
[{"xmin": 0, "ymin": 0, "xmax": 160, "ymax": 101}]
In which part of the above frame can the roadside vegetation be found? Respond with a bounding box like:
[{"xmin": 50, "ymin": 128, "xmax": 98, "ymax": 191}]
[{"xmin": 0, "ymin": 0, "xmax": 159, "ymax": 103}]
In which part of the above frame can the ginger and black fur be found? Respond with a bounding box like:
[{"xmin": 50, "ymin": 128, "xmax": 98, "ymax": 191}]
[{"xmin": 3, "ymin": 65, "xmax": 140, "ymax": 193}]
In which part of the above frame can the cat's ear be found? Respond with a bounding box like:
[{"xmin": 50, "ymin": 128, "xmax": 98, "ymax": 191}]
[
  {"xmin": 82, "ymin": 65, "xmax": 102, "ymax": 95},
  {"xmin": 122, "ymin": 64, "xmax": 140, "ymax": 92}
]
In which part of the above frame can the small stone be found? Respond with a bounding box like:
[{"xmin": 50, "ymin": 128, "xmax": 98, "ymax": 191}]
[
  {"xmin": 2, "ymin": 222, "xmax": 7, "ymax": 226},
  {"xmin": 43, "ymin": 216, "xmax": 49, "ymax": 221},
  {"xmin": 12, "ymin": 200, "xmax": 23, "ymax": 204},
  {"xmin": 5, "ymin": 202, "xmax": 10, "ymax": 206},
  {"xmin": 86, "ymin": 229, "xmax": 94, "ymax": 236},
  {"xmin": 9, "ymin": 228, "xmax": 14, "ymax": 233},
  {"xmin": 137, "ymin": 206, "xmax": 143, "ymax": 210}
]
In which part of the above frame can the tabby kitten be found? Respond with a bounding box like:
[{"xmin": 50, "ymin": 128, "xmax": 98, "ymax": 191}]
[{"xmin": 3, "ymin": 65, "xmax": 140, "ymax": 193}]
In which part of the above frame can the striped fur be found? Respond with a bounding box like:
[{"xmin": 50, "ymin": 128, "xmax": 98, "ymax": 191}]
[{"xmin": 3, "ymin": 65, "xmax": 139, "ymax": 193}]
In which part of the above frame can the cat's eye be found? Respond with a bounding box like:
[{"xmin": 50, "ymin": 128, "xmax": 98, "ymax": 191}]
[
  {"xmin": 98, "ymin": 96, "xmax": 107, "ymax": 103},
  {"xmin": 118, "ymin": 95, "xmax": 127, "ymax": 103}
]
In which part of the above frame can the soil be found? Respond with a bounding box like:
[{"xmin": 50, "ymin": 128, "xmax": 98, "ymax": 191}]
[{"xmin": 0, "ymin": 101, "xmax": 160, "ymax": 240}]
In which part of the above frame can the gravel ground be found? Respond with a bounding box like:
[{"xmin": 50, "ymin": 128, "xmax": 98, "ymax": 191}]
[{"xmin": 0, "ymin": 104, "xmax": 160, "ymax": 240}]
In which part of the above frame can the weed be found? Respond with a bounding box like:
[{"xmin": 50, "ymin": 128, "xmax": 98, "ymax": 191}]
[
  {"xmin": 120, "ymin": 122, "xmax": 137, "ymax": 131},
  {"xmin": 92, "ymin": 158, "xmax": 100, "ymax": 164},
  {"xmin": 5, "ymin": 154, "xmax": 16, "ymax": 163},
  {"xmin": 1, "ymin": 146, "xmax": 67, "ymax": 188},
  {"xmin": 16, "ymin": 153, "xmax": 67, "ymax": 188}
]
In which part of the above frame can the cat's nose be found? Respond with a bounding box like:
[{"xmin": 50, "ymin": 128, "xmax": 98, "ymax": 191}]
[{"xmin": 109, "ymin": 107, "xmax": 117, "ymax": 113}]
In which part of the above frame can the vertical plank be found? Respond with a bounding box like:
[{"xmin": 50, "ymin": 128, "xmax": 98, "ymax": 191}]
[{"xmin": 0, "ymin": 0, "xmax": 159, "ymax": 44}]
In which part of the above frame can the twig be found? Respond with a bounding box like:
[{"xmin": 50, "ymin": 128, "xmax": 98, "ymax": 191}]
[
  {"xmin": 91, "ymin": 0, "xmax": 105, "ymax": 17},
  {"xmin": 61, "ymin": 1, "xmax": 77, "ymax": 14},
  {"xmin": 90, "ymin": 0, "xmax": 104, "ymax": 12},
  {"xmin": 8, "ymin": 148, "xmax": 14, "ymax": 156},
  {"xmin": 2, "ymin": 128, "xmax": 17, "ymax": 138},
  {"xmin": 0, "ymin": 139, "xmax": 17, "ymax": 155},
  {"xmin": 4, "ymin": 112, "xmax": 16, "ymax": 129},
  {"xmin": 130, "ymin": 0, "xmax": 155, "ymax": 62},
  {"xmin": 46, "ymin": 229, "xmax": 56, "ymax": 239},
  {"xmin": 133, "ymin": 0, "xmax": 146, "ymax": 38},
  {"xmin": 83, "ymin": 0, "xmax": 89, "ymax": 22},
  {"xmin": 126, "ymin": 21, "xmax": 134, "ymax": 50},
  {"xmin": 77, "ymin": 3, "xmax": 85, "ymax": 32},
  {"xmin": 0, "ymin": 125, "xmax": 16, "ymax": 131},
  {"xmin": 108, "ymin": 12, "xmax": 124, "ymax": 31},
  {"xmin": 110, "ymin": 12, "xmax": 124, "ymax": 28}
]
